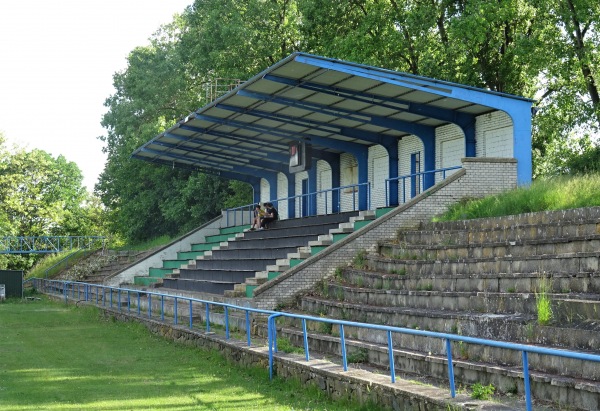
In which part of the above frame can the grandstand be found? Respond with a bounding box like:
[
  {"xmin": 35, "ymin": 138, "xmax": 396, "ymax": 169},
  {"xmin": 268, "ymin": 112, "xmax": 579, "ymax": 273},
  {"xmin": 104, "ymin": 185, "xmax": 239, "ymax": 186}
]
[{"xmin": 37, "ymin": 55, "xmax": 600, "ymax": 409}]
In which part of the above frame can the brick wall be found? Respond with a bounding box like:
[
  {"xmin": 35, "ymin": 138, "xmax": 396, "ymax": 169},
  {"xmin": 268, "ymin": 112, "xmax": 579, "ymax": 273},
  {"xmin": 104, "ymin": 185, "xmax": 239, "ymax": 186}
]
[{"xmin": 253, "ymin": 157, "xmax": 517, "ymax": 309}]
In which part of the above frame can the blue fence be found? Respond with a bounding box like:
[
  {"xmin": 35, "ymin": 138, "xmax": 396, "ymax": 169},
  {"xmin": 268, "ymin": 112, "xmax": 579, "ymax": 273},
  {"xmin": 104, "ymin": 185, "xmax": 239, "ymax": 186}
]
[
  {"xmin": 0, "ymin": 236, "xmax": 106, "ymax": 254},
  {"xmin": 225, "ymin": 182, "xmax": 370, "ymax": 226},
  {"xmin": 30, "ymin": 278, "xmax": 600, "ymax": 411}
]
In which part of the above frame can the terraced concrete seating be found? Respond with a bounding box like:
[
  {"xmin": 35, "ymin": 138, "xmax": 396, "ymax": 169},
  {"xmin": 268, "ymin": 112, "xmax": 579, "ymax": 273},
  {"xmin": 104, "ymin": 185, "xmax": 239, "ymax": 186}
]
[
  {"xmin": 161, "ymin": 212, "xmax": 359, "ymax": 295},
  {"xmin": 277, "ymin": 208, "xmax": 600, "ymax": 410}
]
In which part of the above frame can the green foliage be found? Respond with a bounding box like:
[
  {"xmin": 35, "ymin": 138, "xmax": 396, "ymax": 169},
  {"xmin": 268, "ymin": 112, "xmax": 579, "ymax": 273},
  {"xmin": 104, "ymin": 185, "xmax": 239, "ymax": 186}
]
[
  {"xmin": 435, "ymin": 174, "xmax": 600, "ymax": 222},
  {"xmin": 536, "ymin": 278, "xmax": 553, "ymax": 325},
  {"xmin": 352, "ymin": 250, "xmax": 368, "ymax": 269},
  {"xmin": 347, "ymin": 348, "xmax": 369, "ymax": 364},
  {"xmin": 0, "ymin": 137, "xmax": 106, "ymax": 271},
  {"xmin": 471, "ymin": 383, "xmax": 495, "ymax": 400},
  {"xmin": 97, "ymin": 0, "xmax": 600, "ymax": 242},
  {"xmin": 276, "ymin": 337, "xmax": 304, "ymax": 354}
]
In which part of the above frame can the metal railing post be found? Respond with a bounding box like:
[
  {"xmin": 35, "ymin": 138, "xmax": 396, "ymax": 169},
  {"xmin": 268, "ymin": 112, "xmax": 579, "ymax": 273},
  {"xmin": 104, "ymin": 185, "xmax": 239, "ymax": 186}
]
[
  {"xmin": 446, "ymin": 339, "xmax": 456, "ymax": 397},
  {"xmin": 387, "ymin": 330, "xmax": 395, "ymax": 383},
  {"xmin": 523, "ymin": 351, "xmax": 532, "ymax": 411}
]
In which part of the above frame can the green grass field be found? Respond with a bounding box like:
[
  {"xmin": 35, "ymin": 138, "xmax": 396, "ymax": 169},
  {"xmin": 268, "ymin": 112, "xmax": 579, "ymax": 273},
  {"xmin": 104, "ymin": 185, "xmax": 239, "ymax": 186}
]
[{"xmin": 0, "ymin": 297, "xmax": 375, "ymax": 411}]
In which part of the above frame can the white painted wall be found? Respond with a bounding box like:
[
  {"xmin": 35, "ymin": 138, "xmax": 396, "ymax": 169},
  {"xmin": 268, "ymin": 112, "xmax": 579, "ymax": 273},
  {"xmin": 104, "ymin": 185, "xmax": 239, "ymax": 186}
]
[
  {"xmin": 398, "ymin": 135, "xmax": 424, "ymax": 203},
  {"xmin": 277, "ymin": 172, "xmax": 288, "ymax": 220},
  {"xmin": 294, "ymin": 170, "xmax": 309, "ymax": 217},
  {"xmin": 316, "ymin": 160, "xmax": 332, "ymax": 214},
  {"xmin": 476, "ymin": 111, "xmax": 514, "ymax": 158},
  {"xmin": 260, "ymin": 178, "xmax": 270, "ymax": 204},
  {"xmin": 368, "ymin": 145, "xmax": 388, "ymax": 208},
  {"xmin": 340, "ymin": 153, "xmax": 358, "ymax": 212}
]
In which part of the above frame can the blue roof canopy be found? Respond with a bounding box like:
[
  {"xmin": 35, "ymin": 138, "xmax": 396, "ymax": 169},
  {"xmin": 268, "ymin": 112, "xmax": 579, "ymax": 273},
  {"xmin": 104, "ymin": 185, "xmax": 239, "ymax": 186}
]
[{"xmin": 133, "ymin": 52, "xmax": 533, "ymax": 184}]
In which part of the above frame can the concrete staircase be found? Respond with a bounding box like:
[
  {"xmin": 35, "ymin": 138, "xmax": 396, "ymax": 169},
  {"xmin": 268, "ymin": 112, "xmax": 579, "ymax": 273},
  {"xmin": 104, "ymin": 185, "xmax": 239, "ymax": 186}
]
[
  {"xmin": 160, "ymin": 212, "xmax": 365, "ymax": 295},
  {"xmin": 134, "ymin": 225, "xmax": 248, "ymax": 287},
  {"xmin": 227, "ymin": 210, "xmax": 377, "ymax": 298},
  {"xmin": 269, "ymin": 208, "xmax": 600, "ymax": 410},
  {"xmin": 61, "ymin": 250, "xmax": 155, "ymax": 284}
]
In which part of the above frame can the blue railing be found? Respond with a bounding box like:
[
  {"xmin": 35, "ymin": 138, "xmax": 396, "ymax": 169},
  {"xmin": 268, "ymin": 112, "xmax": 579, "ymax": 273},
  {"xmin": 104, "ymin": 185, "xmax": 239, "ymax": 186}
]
[
  {"xmin": 32, "ymin": 278, "xmax": 600, "ymax": 411},
  {"xmin": 385, "ymin": 166, "xmax": 462, "ymax": 207},
  {"xmin": 0, "ymin": 236, "xmax": 106, "ymax": 254},
  {"xmin": 225, "ymin": 182, "xmax": 370, "ymax": 226}
]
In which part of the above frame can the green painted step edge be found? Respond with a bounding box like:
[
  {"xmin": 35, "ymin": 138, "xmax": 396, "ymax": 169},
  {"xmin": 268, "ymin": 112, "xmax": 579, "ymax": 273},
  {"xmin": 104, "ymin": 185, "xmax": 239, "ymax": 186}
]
[
  {"xmin": 289, "ymin": 258, "xmax": 304, "ymax": 268},
  {"xmin": 149, "ymin": 267, "xmax": 173, "ymax": 277},
  {"xmin": 205, "ymin": 233, "xmax": 237, "ymax": 242},
  {"xmin": 353, "ymin": 220, "xmax": 371, "ymax": 230},
  {"xmin": 134, "ymin": 277, "xmax": 160, "ymax": 286},
  {"xmin": 178, "ymin": 250, "xmax": 205, "ymax": 259},
  {"xmin": 310, "ymin": 245, "xmax": 327, "ymax": 255},
  {"xmin": 163, "ymin": 260, "xmax": 188, "ymax": 269},
  {"xmin": 267, "ymin": 271, "xmax": 281, "ymax": 280},
  {"xmin": 246, "ymin": 285, "xmax": 257, "ymax": 298},
  {"xmin": 220, "ymin": 225, "xmax": 250, "ymax": 235},
  {"xmin": 376, "ymin": 207, "xmax": 395, "ymax": 218},
  {"xmin": 191, "ymin": 243, "xmax": 219, "ymax": 251},
  {"xmin": 332, "ymin": 232, "xmax": 350, "ymax": 243}
]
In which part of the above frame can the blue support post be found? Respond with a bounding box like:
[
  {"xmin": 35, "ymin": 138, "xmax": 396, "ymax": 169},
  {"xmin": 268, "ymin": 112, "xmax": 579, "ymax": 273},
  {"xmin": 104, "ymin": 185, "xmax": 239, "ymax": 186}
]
[
  {"xmin": 174, "ymin": 297, "xmax": 178, "ymax": 325},
  {"xmin": 387, "ymin": 330, "xmax": 396, "ymax": 383},
  {"xmin": 308, "ymin": 160, "xmax": 318, "ymax": 215},
  {"xmin": 340, "ymin": 324, "xmax": 348, "ymax": 371},
  {"xmin": 302, "ymin": 319, "xmax": 309, "ymax": 361},
  {"xmin": 523, "ymin": 351, "xmax": 532, "ymax": 411},
  {"xmin": 246, "ymin": 310, "xmax": 251, "ymax": 346},
  {"xmin": 287, "ymin": 174, "xmax": 296, "ymax": 219},
  {"xmin": 205, "ymin": 303, "xmax": 210, "ymax": 332},
  {"xmin": 446, "ymin": 339, "xmax": 456, "ymax": 397},
  {"xmin": 225, "ymin": 306, "xmax": 230, "ymax": 340}
]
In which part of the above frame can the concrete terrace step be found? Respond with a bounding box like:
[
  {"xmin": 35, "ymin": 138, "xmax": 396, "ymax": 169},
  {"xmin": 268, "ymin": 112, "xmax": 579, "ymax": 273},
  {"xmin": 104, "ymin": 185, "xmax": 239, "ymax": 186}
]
[
  {"xmin": 381, "ymin": 235, "xmax": 600, "ymax": 261},
  {"xmin": 366, "ymin": 252, "xmax": 600, "ymax": 279},
  {"xmin": 199, "ymin": 246, "xmax": 299, "ymax": 260},
  {"xmin": 260, "ymin": 321, "xmax": 600, "ymax": 410},
  {"xmin": 162, "ymin": 278, "xmax": 237, "ymax": 294},
  {"xmin": 223, "ymin": 234, "xmax": 327, "ymax": 250},
  {"xmin": 341, "ymin": 267, "xmax": 600, "ymax": 295},
  {"xmin": 322, "ymin": 281, "xmax": 600, "ymax": 323},
  {"xmin": 296, "ymin": 297, "xmax": 600, "ymax": 383},
  {"xmin": 398, "ymin": 210, "xmax": 600, "ymax": 246}
]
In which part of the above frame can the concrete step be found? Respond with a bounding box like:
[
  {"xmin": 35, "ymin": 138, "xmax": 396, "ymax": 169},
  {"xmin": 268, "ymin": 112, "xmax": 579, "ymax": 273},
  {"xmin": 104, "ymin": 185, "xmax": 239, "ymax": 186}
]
[
  {"xmin": 259, "ymin": 322, "xmax": 600, "ymax": 410},
  {"xmin": 380, "ymin": 235, "xmax": 600, "ymax": 261},
  {"xmin": 366, "ymin": 252, "xmax": 600, "ymax": 280}
]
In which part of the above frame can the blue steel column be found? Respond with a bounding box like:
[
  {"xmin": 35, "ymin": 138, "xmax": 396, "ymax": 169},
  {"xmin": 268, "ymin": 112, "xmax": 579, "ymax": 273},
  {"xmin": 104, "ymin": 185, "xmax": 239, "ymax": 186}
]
[
  {"xmin": 462, "ymin": 120, "xmax": 477, "ymax": 158},
  {"xmin": 356, "ymin": 150, "xmax": 369, "ymax": 210},
  {"xmin": 508, "ymin": 106, "xmax": 533, "ymax": 185},
  {"xmin": 386, "ymin": 140, "xmax": 400, "ymax": 206},
  {"xmin": 308, "ymin": 159, "xmax": 318, "ymax": 216},
  {"xmin": 286, "ymin": 173, "xmax": 296, "ymax": 219},
  {"xmin": 329, "ymin": 155, "xmax": 341, "ymax": 213},
  {"xmin": 419, "ymin": 129, "xmax": 436, "ymax": 191}
]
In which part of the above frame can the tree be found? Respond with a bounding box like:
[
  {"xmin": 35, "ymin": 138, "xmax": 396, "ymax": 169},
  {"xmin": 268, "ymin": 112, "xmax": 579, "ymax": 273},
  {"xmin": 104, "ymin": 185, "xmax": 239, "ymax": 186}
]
[{"xmin": 0, "ymin": 136, "xmax": 102, "ymax": 270}]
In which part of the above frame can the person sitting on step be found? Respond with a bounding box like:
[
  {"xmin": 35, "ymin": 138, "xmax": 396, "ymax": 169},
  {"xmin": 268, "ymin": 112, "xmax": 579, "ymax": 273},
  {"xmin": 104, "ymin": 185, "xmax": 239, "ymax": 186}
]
[
  {"xmin": 259, "ymin": 202, "xmax": 278, "ymax": 229},
  {"xmin": 249, "ymin": 203, "xmax": 266, "ymax": 231}
]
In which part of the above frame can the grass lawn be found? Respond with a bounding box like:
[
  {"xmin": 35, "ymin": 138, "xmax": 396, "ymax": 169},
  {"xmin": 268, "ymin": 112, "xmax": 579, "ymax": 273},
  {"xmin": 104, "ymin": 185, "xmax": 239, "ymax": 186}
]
[{"xmin": 0, "ymin": 296, "xmax": 376, "ymax": 411}]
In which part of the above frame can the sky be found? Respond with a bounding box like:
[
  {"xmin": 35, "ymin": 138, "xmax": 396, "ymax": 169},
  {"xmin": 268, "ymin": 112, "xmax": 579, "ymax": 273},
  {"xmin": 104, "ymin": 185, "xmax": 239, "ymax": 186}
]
[{"xmin": 0, "ymin": 0, "xmax": 193, "ymax": 191}]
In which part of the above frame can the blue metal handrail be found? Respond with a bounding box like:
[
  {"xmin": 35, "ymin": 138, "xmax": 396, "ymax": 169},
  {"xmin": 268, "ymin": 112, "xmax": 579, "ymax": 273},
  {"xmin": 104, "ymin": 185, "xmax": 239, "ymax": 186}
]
[
  {"xmin": 385, "ymin": 166, "xmax": 462, "ymax": 206},
  {"xmin": 0, "ymin": 236, "xmax": 106, "ymax": 254},
  {"xmin": 32, "ymin": 278, "xmax": 600, "ymax": 411},
  {"xmin": 225, "ymin": 182, "xmax": 371, "ymax": 226}
]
